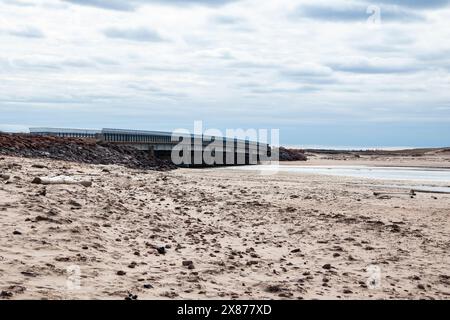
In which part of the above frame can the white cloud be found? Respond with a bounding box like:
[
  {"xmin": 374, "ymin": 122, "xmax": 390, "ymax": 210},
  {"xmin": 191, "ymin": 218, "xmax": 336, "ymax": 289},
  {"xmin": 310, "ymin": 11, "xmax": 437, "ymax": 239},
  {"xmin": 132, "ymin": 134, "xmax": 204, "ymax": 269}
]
[{"xmin": 0, "ymin": 0, "xmax": 449, "ymax": 146}]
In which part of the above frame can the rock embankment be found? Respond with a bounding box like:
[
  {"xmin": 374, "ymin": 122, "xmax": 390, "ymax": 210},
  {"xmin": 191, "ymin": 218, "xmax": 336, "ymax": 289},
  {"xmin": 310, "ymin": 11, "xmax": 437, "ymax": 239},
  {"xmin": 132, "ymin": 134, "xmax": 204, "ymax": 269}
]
[
  {"xmin": 0, "ymin": 133, "xmax": 175, "ymax": 170},
  {"xmin": 279, "ymin": 147, "xmax": 307, "ymax": 161}
]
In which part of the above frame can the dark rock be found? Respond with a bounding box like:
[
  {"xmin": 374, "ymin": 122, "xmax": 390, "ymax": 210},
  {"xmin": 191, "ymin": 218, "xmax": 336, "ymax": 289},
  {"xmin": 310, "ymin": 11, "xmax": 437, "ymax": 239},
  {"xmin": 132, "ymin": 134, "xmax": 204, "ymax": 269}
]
[
  {"xmin": 125, "ymin": 292, "xmax": 138, "ymax": 300},
  {"xmin": 117, "ymin": 271, "xmax": 127, "ymax": 276},
  {"xmin": 0, "ymin": 291, "xmax": 13, "ymax": 298},
  {"xmin": 265, "ymin": 285, "xmax": 283, "ymax": 293},
  {"xmin": 13, "ymin": 230, "xmax": 22, "ymax": 235},
  {"xmin": 278, "ymin": 292, "xmax": 293, "ymax": 298},
  {"xmin": 21, "ymin": 271, "xmax": 38, "ymax": 277},
  {"xmin": 343, "ymin": 289, "xmax": 353, "ymax": 294},
  {"xmin": 31, "ymin": 164, "xmax": 47, "ymax": 169},
  {"xmin": 69, "ymin": 200, "xmax": 82, "ymax": 208},
  {"xmin": 8, "ymin": 285, "xmax": 26, "ymax": 294},
  {"xmin": 157, "ymin": 247, "xmax": 166, "ymax": 255},
  {"xmin": 143, "ymin": 284, "xmax": 153, "ymax": 289},
  {"xmin": 182, "ymin": 260, "xmax": 194, "ymax": 267},
  {"xmin": 37, "ymin": 188, "xmax": 47, "ymax": 196},
  {"xmin": 322, "ymin": 264, "xmax": 332, "ymax": 270}
]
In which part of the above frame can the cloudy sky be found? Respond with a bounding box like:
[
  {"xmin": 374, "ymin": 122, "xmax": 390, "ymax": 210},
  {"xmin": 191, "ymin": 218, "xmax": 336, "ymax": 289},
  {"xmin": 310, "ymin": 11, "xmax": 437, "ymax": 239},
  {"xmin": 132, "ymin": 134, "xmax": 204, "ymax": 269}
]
[{"xmin": 1, "ymin": 0, "xmax": 450, "ymax": 147}]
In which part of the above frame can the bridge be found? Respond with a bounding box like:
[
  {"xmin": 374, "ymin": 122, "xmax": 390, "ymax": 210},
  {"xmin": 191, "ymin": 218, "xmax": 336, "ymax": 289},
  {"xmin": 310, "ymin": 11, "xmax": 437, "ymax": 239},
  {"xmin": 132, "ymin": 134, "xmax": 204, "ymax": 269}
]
[{"xmin": 29, "ymin": 127, "xmax": 272, "ymax": 167}]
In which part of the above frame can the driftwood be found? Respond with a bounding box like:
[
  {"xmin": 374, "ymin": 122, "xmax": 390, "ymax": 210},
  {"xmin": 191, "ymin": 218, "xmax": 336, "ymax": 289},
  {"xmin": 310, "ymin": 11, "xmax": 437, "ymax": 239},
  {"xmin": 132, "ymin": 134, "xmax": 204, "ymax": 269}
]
[
  {"xmin": 373, "ymin": 192, "xmax": 408, "ymax": 196},
  {"xmin": 374, "ymin": 189, "xmax": 450, "ymax": 197},
  {"xmin": 32, "ymin": 176, "xmax": 92, "ymax": 187},
  {"xmin": 410, "ymin": 189, "xmax": 450, "ymax": 195}
]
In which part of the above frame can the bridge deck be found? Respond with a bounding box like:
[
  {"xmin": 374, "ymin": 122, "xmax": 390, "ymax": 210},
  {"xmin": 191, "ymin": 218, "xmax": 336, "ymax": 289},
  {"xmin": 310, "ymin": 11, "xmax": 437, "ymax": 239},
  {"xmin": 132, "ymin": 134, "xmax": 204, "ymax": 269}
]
[{"xmin": 29, "ymin": 127, "xmax": 271, "ymax": 166}]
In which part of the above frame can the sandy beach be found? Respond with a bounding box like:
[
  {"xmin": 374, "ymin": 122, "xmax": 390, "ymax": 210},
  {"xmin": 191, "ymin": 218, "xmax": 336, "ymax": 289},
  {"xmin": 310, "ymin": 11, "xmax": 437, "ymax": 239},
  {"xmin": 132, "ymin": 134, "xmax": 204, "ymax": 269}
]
[{"xmin": 1, "ymin": 154, "xmax": 450, "ymax": 300}]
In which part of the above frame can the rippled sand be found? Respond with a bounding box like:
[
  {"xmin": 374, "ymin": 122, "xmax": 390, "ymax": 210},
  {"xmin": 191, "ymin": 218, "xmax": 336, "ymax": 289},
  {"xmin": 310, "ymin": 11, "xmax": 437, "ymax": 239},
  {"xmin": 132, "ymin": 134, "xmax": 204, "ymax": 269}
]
[{"xmin": 1, "ymin": 156, "xmax": 449, "ymax": 300}]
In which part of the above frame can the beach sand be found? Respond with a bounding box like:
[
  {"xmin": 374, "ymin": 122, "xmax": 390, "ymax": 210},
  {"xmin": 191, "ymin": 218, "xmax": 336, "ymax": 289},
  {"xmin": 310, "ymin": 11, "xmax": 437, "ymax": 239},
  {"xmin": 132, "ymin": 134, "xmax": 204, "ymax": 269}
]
[{"xmin": 1, "ymin": 155, "xmax": 449, "ymax": 300}]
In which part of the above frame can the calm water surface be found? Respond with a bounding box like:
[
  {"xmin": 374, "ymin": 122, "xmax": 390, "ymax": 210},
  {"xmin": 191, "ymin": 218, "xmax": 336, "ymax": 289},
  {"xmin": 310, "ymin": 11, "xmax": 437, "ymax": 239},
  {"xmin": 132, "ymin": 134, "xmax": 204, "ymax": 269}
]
[{"xmin": 228, "ymin": 165, "xmax": 450, "ymax": 188}]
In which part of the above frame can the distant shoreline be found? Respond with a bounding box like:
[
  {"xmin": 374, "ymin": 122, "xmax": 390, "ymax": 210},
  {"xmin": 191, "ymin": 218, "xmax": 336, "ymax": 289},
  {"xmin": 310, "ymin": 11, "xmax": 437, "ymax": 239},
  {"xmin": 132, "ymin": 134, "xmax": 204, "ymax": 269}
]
[
  {"xmin": 289, "ymin": 146, "xmax": 450, "ymax": 152},
  {"xmin": 303, "ymin": 147, "xmax": 450, "ymax": 156}
]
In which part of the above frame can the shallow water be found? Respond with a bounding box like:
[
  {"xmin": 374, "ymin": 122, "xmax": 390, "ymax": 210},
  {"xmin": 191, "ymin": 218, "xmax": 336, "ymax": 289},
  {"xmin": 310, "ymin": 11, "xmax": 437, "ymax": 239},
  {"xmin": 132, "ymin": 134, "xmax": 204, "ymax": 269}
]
[{"xmin": 229, "ymin": 165, "xmax": 450, "ymax": 184}]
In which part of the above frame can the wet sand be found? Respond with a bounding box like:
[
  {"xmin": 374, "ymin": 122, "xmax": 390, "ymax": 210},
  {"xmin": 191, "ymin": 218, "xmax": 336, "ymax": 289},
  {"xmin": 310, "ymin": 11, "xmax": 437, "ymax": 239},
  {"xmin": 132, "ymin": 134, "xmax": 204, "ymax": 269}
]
[{"xmin": 1, "ymin": 155, "xmax": 450, "ymax": 300}]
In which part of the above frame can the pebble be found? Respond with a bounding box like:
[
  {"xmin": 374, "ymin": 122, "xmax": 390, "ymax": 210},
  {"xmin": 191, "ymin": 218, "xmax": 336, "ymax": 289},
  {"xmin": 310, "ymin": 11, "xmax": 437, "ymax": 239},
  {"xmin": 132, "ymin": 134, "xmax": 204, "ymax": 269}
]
[
  {"xmin": 343, "ymin": 289, "xmax": 353, "ymax": 294},
  {"xmin": 69, "ymin": 200, "xmax": 82, "ymax": 208},
  {"xmin": 125, "ymin": 293, "xmax": 138, "ymax": 300},
  {"xmin": 31, "ymin": 164, "xmax": 47, "ymax": 169},
  {"xmin": 157, "ymin": 247, "xmax": 166, "ymax": 255},
  {"xmin": 182, "ymin": 260, "xmax": 194, "ymax": 267},
  {"xmin": 265, "ymin": 285, "xmax": 283, "ymax": 293},
  {"xmin": 0, "ymin": 291, "xmax": 13, "ymax": 298},
  {"xmin": 8, "ymin": 285, "xmax": 26, "ymax": 294}
]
